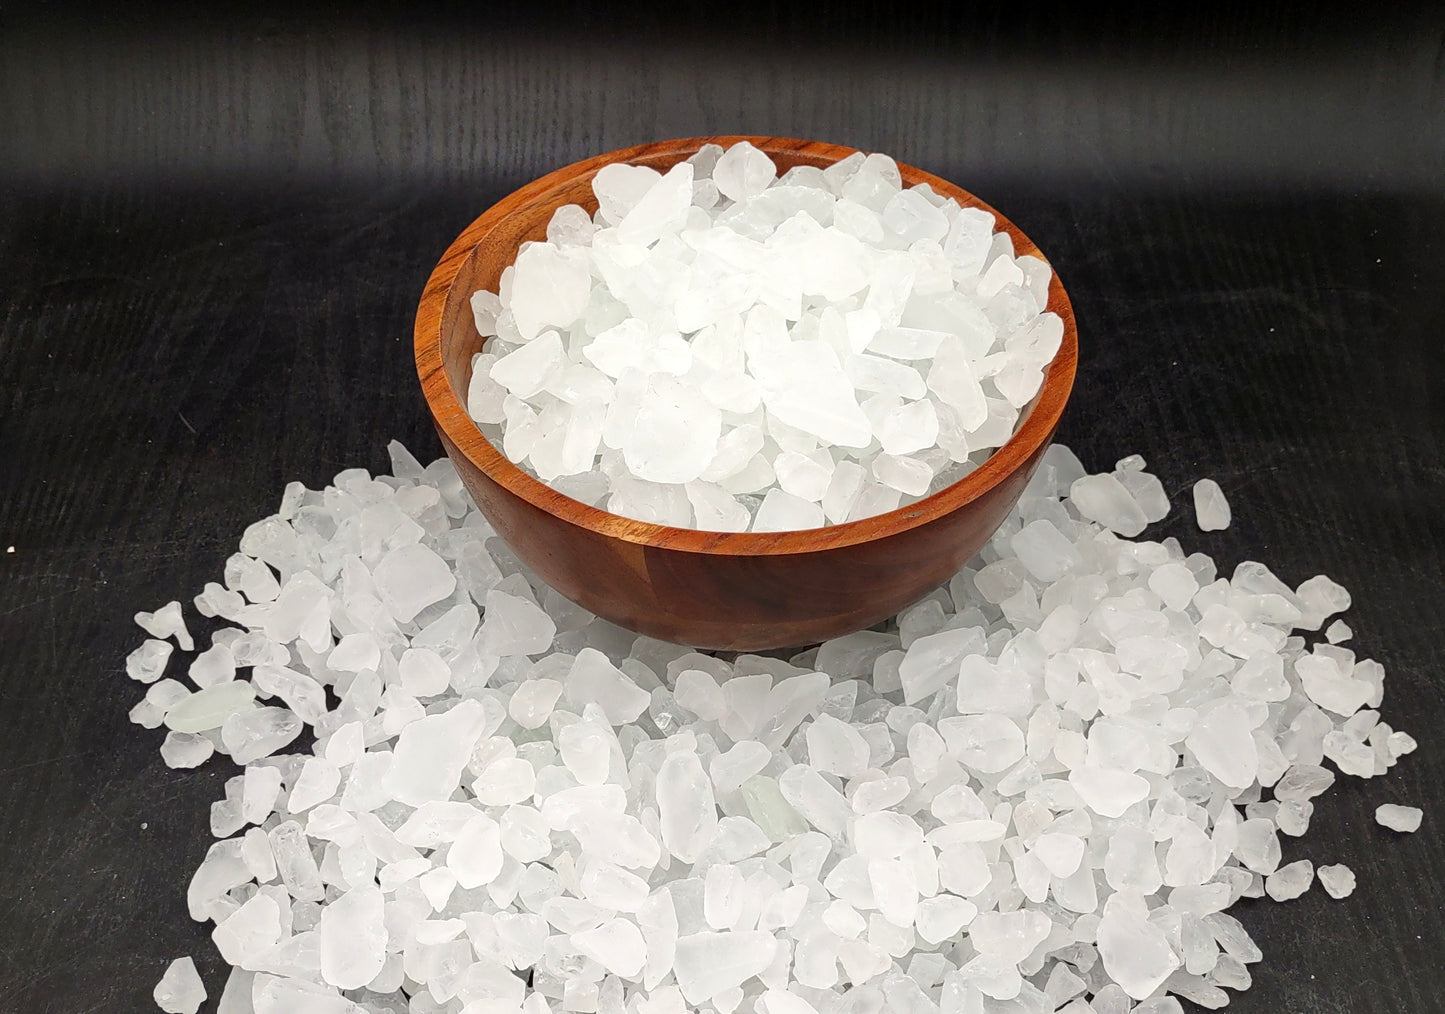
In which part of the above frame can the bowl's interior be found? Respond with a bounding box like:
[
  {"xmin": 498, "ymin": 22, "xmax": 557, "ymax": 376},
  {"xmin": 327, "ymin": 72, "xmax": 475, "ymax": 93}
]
[{"xmin": 426, "ymin": 136, "xmax": 1076, "ymax": 554}]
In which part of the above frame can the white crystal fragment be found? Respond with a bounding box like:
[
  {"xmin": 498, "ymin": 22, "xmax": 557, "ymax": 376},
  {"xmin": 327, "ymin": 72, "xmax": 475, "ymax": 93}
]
[
  {"xmin": 658, "ymin": 747, "xmax": 718, "ymax": 863},
  {"xmin": 1375, "ymin": 803, "xmax": 1422, "ymax": 832},
  {"xmin": 136, "ymin": 601, "xmax": 194, "ymax": 652},
  {"xmin": 373, "ymin": 543, "xmax": 456, "ymax": 623},
  {"xmin": 1265, "ymin": 860, "xmax": 1314, "ymax": 901},
  {"xmin": 1317, "ymin": 863, "xmax": 1356, "ymax": 899},
  {"xmin": 127, "ymin": 639, "xmax": 174, "ymax": 683},
  {"xmin": 712, "ymin": 141, "xmax": 778, "ymax": 202},
  {"xmin": 509, "ymin": 244, "xmax": 592, "ymax": 341},
  {"xmin": 160, "ymin": 732, "xmax": 215, "ymax": 769},
  {"xmin": 212, "ymin": 892, "xmax": 282, "ymax": 968},
  {"xmin": 571, "ymin": 918, "xmax": 647, "ymax": 979},
  {"xmin": 752, "ymin": 489, "xmax": 825, "ymax": 532},
  {"xmin": 1070, "ymin": 473, "xmax": 1148, "ymax": 537},
  {"xmin": 673, "ymin": 931, "xmax": 777, "ymax": 1004},
  {"xmin": 384, "ymin": 699, "xmax": 487, "ymax": 805},
  {"xmin": 318, "ymin": 883, "xmax": 388, "ymax": 988},
  {"xmin": 1193, "ymin": 479, "xmax": 1232, "ymax": 531},
  {"xmin": 1096, "ymin": 893, "xmax": 1182, "ymax": 1000},
  {"xmin": 153, "ymin": 956, "xmax": 206, "ymax": 1014}
]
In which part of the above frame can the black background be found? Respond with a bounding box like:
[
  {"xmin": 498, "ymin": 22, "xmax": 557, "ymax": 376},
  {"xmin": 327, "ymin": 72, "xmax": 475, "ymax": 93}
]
[{"xmin": 2, "ymin": 5, "xmax": 1443, "ymax": 1012}]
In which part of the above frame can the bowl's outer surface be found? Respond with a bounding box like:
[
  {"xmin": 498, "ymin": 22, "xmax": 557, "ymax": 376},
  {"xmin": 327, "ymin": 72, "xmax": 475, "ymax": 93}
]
[{"xmin": 416, "ymin": 136, "xmax": 1077, "ymax": 650}]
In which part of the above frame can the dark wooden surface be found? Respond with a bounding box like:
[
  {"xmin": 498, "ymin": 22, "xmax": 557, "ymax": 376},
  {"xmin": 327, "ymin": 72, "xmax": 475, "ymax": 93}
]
[
  {"xmin": 419, "ymin": 135, "xmax": 1077, "ymax": 649},
  {"xmin": 2, "ymin": 7, "xmax": 1443, "ymax": 1012}
]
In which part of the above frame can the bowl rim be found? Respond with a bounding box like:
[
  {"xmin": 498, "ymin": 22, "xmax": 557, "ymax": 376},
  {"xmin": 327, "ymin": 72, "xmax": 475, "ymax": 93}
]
[{"xmin": 415, "ymin": 135, "xmax": 1077, "ymax": 558}]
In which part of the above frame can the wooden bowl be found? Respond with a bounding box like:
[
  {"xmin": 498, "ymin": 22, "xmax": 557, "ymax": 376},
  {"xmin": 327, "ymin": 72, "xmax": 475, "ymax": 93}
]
[{"xmin": 415, "ymin": 136, "xmax": 1077, "ymax": 651}]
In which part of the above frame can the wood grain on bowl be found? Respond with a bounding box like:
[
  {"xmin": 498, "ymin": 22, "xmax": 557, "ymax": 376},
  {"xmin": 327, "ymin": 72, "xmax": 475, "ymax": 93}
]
[{"xmin": 416, "ymin": 137, "xmax": 1077, "ymax": 650}]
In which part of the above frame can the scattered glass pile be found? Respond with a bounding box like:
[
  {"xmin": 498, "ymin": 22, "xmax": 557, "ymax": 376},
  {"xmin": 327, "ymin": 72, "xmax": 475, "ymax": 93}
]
[{"xmin": 124, "ymin": 442, "xmax": 1420, "ymax": 1014}]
